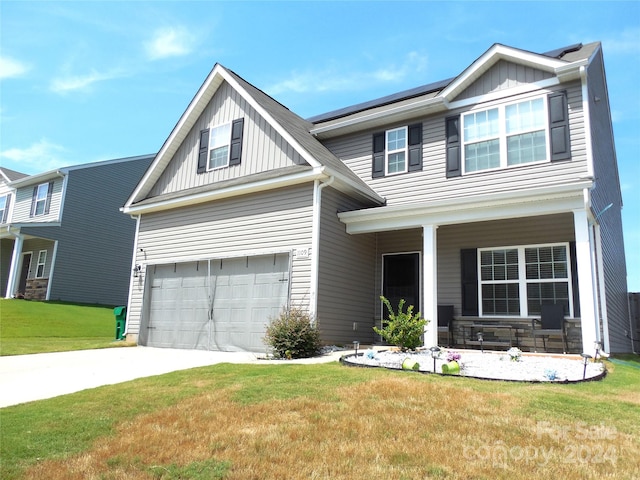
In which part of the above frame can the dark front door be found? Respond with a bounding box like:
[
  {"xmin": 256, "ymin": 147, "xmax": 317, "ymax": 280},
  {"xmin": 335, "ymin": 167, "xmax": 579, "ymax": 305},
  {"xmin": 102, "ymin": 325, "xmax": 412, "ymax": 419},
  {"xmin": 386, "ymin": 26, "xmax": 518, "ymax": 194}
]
[
  {"xmin": 383, "ymin": 253, "xmax": 420, "ymax": 317},
  {"xmin": 18, "ymin": 253, "xmax": 31, "ymax": 294}
]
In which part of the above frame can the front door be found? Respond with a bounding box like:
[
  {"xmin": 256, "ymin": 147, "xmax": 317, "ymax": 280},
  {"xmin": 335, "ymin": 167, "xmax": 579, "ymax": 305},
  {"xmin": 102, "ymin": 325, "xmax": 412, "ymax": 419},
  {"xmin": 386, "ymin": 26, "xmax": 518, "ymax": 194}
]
[
  {"xmin": 18, "ymin": 253, "xmax": 32, "ymax": 295},
  {"xmin": 382, "ymin": 253, "xmax": 420, "ymax": 317}
]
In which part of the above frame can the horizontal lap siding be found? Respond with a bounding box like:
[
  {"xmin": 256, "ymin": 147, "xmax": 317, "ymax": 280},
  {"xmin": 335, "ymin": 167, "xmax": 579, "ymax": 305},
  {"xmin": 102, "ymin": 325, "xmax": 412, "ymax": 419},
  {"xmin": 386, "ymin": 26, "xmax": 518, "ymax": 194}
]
[
  {"xmin": 323, "ymin": 83, "xmax": 587, "ymax": 206},
  {"xmin": 12, "ymin": 178, "xmax": 63, "ymax": 223},
  {"xmin": 317, "ymin": 187, "xmax": 376, "ymax": 344},
  {"xmin": 437, "ymin": 214, "xmax": 575, "ymax": 317},
  {"xmin": 150, "ymin": 81, "xmax": 306, "ymax": 198},
  {"xmin": 586, "ymin": 50, "xmax": 631, "ymax": 352},
  {"xmin": 127, "ymin": 185, "xmax": 314, "ymax": 334}
]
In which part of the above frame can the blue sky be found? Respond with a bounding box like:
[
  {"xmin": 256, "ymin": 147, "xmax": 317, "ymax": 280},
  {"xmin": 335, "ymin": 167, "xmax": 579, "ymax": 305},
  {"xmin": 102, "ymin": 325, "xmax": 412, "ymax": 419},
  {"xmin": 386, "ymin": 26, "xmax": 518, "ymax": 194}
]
[{"xmin": 1, "ymin": 1, "xmax": 638, "ymax": 289}]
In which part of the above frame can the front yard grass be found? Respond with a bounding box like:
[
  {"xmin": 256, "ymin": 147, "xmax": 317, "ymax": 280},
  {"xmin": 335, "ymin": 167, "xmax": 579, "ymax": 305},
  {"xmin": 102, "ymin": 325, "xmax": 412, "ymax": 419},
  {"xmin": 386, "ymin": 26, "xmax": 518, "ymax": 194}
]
[
  {"xmin": 0, "ymin": 299, "xmax": 131, "ymax": 356},
  {"xmin": 2, "ymin": 357, "xmax": 639, "ymax": 479}
]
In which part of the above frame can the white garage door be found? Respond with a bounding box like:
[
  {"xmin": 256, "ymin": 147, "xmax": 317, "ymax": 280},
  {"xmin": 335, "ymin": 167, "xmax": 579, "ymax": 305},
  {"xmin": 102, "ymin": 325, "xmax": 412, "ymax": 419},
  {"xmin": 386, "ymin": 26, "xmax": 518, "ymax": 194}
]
[{"xmin": 141, "ymin": 253, "xmax": 290, "ymax": 352}]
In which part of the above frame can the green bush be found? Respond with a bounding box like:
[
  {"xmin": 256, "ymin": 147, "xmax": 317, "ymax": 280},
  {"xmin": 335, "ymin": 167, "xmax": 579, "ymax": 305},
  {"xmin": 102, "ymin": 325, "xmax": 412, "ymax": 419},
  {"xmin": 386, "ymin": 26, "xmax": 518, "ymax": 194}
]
[
  {"xmin": 264, "ymin": 307, "xmax": 321, "ymax": 359},
  {"xmin": 373, "ymin": 296, "xmax": 428, "ymax": 352}
]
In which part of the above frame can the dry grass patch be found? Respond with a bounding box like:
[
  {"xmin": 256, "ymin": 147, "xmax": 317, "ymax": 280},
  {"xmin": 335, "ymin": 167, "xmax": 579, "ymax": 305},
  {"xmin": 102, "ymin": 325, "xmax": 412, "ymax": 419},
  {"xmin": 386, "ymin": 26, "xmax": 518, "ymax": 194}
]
[{"xmin": 23, "ymin": 373, "xmax": 639, "ymax": 480}]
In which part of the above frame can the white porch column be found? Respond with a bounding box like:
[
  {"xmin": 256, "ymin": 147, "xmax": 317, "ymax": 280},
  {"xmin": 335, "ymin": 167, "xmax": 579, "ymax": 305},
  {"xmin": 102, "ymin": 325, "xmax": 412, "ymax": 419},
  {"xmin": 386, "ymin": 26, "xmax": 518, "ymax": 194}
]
[
  {"xmin": 5, "ymin": 234, "xmax": 24, "ymax": 298},
  {"xmin": 573, "ymin": 209, "xmax": 598, "ymax": 353},
  {"xmin": 422, "ymin": 224, "xmax": 438, "ymax": 348}
]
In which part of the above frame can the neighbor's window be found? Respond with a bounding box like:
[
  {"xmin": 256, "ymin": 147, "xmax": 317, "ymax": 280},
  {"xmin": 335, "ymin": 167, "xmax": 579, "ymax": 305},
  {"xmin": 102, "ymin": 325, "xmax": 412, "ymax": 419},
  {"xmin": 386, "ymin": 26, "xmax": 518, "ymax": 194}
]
[
  {"xmin": 34, "ymin": 183, "xmax": 49, "ymax": 216},
  {"xmin": 0, "ymin": 195, "xmax": 8, "ymax": 223},
  {"xmin": 36, "ymin": 250, "xmax": 47, "ymax": 278},
  {"xmin": 386, "ymin": 127, "xmax": 408, "ymax": 175},
  {"xmin": 208, "ymin": 123, "xmax": 232, "ymax": 170},
  {"xmin": 463, "ymin": 96, "xmax": 548, "ymax": 173},
  {"xmin": 479, "ymin": 243, "xmax": 571, "ymax": 317}
]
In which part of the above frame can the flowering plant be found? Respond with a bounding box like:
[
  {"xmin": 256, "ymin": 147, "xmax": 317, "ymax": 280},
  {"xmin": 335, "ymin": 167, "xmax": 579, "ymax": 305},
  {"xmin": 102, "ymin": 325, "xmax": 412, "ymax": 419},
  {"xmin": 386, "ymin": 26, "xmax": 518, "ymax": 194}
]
[
  {"xmin": 507, "ymin": 347, "xmax": 522, "ymax": 362},
  {"xmin": 446, "ymin": 351, "xmax": 461, "ymax": 363}
]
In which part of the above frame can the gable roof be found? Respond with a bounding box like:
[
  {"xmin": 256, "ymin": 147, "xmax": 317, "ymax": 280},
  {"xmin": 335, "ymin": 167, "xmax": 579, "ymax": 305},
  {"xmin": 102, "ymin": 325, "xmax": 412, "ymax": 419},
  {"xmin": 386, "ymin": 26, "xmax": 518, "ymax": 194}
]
[
  {"xmin": 125, "ymin": 64, "xmax": 383, "ymax": 212},
  {"xmin": 0, "ymin": 167, "xmax": 28, "ymax": 183}
]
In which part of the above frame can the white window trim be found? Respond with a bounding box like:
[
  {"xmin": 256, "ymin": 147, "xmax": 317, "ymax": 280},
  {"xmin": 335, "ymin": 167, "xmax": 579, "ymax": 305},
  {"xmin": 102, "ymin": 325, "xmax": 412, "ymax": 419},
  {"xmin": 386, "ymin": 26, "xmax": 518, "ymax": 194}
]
[
  {"xmin": 478, "ymin": 242, "xmax": 573, "ymax": 318},
  {"xmin": 36, "ymin": 250, "xmax": 47, "ymax": 279},
  {"xmin": 461, "ymin": 94, "xmax": 550, "ymax": 175},
  {"xmin": 384, "ymin": 126, "xmax": 408, "ymax": 176},
  {"xmin": 0, "ymin": 194, "xmax": 8, "ymax": 222},
  {"xmin": 207, "ymin": 122, "xmax": 232, "ymax": 171},
  {"xmin": 34, "ymin": 183, "xmax": 49, "ymax": 216}
]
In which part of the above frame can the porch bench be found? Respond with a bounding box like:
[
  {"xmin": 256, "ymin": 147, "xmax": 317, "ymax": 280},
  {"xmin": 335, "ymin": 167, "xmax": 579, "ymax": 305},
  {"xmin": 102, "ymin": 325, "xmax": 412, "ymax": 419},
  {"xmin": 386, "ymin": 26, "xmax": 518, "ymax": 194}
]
[{"xmin": 461, "ymin": 323, "xmax": 519, "ymax": 349}]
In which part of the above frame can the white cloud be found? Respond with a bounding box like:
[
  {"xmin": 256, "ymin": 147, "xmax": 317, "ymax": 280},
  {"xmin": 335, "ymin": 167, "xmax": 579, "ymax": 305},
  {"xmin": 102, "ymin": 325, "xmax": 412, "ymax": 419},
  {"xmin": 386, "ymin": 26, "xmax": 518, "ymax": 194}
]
[
  {"xmin": 0, "ymin": 139, "xmax": 68, "ymax": 174},
  {"xmin": 602, "ymin": 28, "xmax": 640, "ymax": 55},
  {"xmin": 267, "ymin": 51, "xmax": 429, "ymax": 96},
  {"xmin": 50, "ymin": 69, "xmax": 121, "ymax": 94},
  {"xmin": 145, "ymin": 26, "xmax": 195, "ymax": 60},
  {"xmin": 0, "ymin": 55, "xmax": 30, "ymax": 79}
]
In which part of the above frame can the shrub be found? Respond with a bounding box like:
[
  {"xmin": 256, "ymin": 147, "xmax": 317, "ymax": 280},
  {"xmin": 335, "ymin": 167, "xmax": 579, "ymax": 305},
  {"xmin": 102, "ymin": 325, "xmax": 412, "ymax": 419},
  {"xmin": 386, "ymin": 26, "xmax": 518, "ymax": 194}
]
[
  {"xmin": 264, "ymin": 307, "xmax": 321, "ymax": 359},
  {"xmin": 373, "ymin": 296, "xmax": 428, "ymax": 352}
]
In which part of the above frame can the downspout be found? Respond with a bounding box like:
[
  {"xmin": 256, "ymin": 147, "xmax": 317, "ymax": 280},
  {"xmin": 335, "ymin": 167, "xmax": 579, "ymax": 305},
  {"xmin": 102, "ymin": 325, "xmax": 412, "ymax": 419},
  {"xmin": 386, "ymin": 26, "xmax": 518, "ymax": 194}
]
[
  {"xmin": 45, "ymin": 240, "xmax": 59, "ymax": 301},
  {"xmin": 309, "ymin": 175, "xmax": 335, "ymax": 322},
  {"xmin": 124, "ymin": 214, "xmax": 142, "ymax": 339}
]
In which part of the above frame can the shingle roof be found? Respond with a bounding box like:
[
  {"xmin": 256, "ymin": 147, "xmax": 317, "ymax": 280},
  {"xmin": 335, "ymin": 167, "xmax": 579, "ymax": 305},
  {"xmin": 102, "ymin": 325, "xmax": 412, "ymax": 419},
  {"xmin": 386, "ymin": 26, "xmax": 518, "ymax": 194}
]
[{"xmin": 0, "ymin": 167, "xmax": 28, "ymax": 182}]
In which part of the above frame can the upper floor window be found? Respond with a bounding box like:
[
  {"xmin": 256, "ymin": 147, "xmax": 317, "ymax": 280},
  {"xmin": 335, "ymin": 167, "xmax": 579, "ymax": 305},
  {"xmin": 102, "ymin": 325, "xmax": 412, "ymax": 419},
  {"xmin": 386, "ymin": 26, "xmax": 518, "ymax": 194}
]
[
  {"xmin": 463, "ymin": 97, "xmax": 547, "ymax": 173},
  {"xmin": 386, "ymin": 127, "xmax": 408, "ymax": 175},
  {"xmin": 0, "ymin": 194, "xmax": 10, "ymax": 223},
  {"xmin": 372, "ymin": 123, "xmax": 423, "ymax": 178},
  {"xmin": 30, "ymin": 182, "xmax": 53, "ymax": 217},
  {"xmin": 197, "ymin": 118, "xmax": 245, "ymax": 174},
  {"xmin": 209, "ymin": 123, "xmax": 232, "ymax": 170}
]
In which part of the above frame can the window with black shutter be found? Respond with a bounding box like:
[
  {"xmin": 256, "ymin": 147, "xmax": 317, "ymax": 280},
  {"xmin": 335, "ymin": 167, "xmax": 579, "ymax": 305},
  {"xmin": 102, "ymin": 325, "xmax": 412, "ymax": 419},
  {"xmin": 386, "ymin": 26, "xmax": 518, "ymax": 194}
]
[
  {"xmin": 196, "ymin": 117, "xmax": 244, "ymax": 173},
  {"xmin": 371, "ymin": 122, "xmax": 422, "ymax": 178}
]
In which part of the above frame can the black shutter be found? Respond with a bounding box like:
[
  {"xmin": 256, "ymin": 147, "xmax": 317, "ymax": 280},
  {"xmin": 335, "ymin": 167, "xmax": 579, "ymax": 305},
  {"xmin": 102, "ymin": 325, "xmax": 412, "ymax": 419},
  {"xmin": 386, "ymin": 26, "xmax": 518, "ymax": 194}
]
[
  {"xmin": 446, "ymin": 116, "xmax": 462, "ymax": 177},
  {"xmin": 44, "ymin": 181, "xmax": 54, "ymax": 214},
  {"xmin": 2, "ymin": 194, "xmax": 10, "ymax": 223},
  {"xmin": 461, "ymin": 248, "xmax": 479, "ymax": 316},
  {"xmin": 197, "ymin": 128, "xmax": 209, "ymax": 174},
  {"xmin": 30, "ymin": 186, "xmax": 37, "ymax": 217},
  {"xmin": 408, "ymin": 123, "xmax": 423, "ymax": 172},
  {"xmin": 569, "ymin": 241, "xmax": 580, "ymax": 318},
  {"xmin": 548, "ymin": 91, "xmax": 571, "ymax": 162},
  {"xmin": 372, "ymin": 132, "xmax": 385, "ymax": 178},
  {"xmin": 229, "ymin": 118, "xmax": 244, "ymax": 166}
]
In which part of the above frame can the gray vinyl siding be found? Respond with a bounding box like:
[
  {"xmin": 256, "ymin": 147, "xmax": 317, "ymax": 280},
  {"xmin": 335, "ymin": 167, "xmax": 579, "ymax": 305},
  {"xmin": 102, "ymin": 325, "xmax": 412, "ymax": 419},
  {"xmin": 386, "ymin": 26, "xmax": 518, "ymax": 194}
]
[
  {"xmin": 316, "ymin": 187, "xmax": 376, "ymax": 344},
  {"xmin": 127, "ymin": 184, "xmax": 315, "ymax": 335},
  {"xmin": 12, "ymin": 178, "xmax": 63, "ymax": 222},
  {"xmin": 149, "ymin": 81, "xmax": 307, "ymax": 198},
  {"xmin": 322, "ymin": 83, "xmax": 588, "ymax": 206},
  {"xmin": 586, "ymin": 50, "xmax": 631, "ymax": 353},
  {"xmin": 18, "ymin": 157, "xmax": 153, "ymax": 305},
  {"xmin": 20, "ymin": 238, "xmax": 55, "ymax": 279},
  {"xmin": 456, "ymin": 60, "xmax": 554, "ymax": 101}
]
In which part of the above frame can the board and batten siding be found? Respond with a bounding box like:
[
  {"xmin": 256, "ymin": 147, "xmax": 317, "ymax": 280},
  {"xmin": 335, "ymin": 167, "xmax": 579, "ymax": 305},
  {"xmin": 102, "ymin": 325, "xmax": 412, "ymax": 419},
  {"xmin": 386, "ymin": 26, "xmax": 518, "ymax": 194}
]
[
  {"xmin": 127, "ymin": 184, "xmax": 315, "ymax": 335},
  {"xmin": 322, "ymin": 83, "xmax": 587, "ymax": 207},
  {"xmin": 149, "ymin": 81, "xmax": 306, "ymax": 198},
  {"xmin": 11, "ymin": 177, "xmax": 64, "ymax": 223},
  {"xmin": 316, "ymin": 187, "xmax": 376, "ymax": 344},
  {"xmin": 586, "ymin": 49, "xmax": 631, "ymax": 353}
]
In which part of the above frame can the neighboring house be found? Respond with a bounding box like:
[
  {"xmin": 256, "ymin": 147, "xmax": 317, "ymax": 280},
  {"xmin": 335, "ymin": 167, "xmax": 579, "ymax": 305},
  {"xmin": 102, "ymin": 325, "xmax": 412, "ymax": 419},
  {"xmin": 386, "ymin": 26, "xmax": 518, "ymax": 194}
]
[
  {"xmin": 1, "ymin": 155, "xmax": 154, "ymax": 306},
  {"xmin": 122, "ymin": 42, "xmax": 631, "ymax": 354}
]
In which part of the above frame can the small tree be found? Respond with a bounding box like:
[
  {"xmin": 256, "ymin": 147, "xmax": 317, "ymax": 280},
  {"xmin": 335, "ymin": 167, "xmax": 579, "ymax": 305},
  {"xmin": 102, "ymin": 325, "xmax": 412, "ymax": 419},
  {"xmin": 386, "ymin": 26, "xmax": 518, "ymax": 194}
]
[
  {"xmin": 373, "ymin": 296, "xmax": 428, "ymax": 351},
  {"xmin": 264, "ymin": 306, "xmax": 321, "ymax": 359}
]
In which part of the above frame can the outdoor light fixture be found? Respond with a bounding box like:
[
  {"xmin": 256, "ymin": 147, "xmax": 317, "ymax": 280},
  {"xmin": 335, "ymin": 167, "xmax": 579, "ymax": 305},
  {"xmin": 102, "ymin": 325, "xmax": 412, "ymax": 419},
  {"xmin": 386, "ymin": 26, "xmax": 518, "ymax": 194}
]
[
  {"xmin": 477, "ymin": 332, "xmax": 484, "ymax": 353},
  {"xmin": 580, "ymin": 353, "xmax": 592, "ymax": 380},
  {"xmin": 593, "ymin": 341, "xmax": 602, "ymax": 361},
  {"xmin": 430, "ymin": 346, "xmax": 441, "ymax": 373},
  {"xmin": 353, "ymin": 341, "xmax": 360, "ymax": 357},
  {"xmin": 133, "ymin": 264, "xmax": 142, "ymax": 278}
]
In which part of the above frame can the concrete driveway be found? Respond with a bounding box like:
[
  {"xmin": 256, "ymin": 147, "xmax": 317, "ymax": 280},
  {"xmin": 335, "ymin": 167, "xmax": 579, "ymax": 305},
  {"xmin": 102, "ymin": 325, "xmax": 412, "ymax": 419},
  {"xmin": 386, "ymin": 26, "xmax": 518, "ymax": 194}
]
[{"xmin": 0, "ymin": 346, "xmax": 345, "ymax": 408}]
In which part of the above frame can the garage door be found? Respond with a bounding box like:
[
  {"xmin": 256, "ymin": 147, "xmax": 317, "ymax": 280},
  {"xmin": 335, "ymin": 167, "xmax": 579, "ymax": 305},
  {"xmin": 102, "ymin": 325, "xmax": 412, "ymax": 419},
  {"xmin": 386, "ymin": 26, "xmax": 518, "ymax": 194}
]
[{"xmin": 141, "ymin": 253, "xmax": 290, "ymax": 352}]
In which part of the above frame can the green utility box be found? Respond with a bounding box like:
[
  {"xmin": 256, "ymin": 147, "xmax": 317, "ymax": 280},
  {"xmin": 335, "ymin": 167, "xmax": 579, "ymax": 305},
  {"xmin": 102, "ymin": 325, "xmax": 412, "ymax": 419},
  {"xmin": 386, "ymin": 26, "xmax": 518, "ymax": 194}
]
[{"xmin": 114, "ymin": 306, "xmax": 127, "ymax": 341}]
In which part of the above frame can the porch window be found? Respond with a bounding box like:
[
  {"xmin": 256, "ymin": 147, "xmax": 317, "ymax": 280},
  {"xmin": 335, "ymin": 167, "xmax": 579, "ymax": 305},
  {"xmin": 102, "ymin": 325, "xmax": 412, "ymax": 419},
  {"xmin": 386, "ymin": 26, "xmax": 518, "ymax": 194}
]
[
  {"xmin": 36, "ymin": 250, "xmax": 47, "ymax": 278},
  {"xmin": 463, "ymin": 96, "xmax": 548, "ymax": 173},
  {"xmin": 386, "ymin": 127, "xmax": 408, "ymax": 175},
  {"xmin": 478, "ymin": 243, "xmax": 572, "ymax": 317}
]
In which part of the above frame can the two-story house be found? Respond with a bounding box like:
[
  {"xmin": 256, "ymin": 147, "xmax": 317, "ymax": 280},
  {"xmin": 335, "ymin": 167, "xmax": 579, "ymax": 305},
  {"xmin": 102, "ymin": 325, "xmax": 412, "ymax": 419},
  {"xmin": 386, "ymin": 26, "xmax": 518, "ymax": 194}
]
[
  {"xmin": 1, "ymin": 155, "xmax": 153, "ymax": 306},
  {"xmin": 122, "ymin": 42, "xmax": 631, "ymax": 354}
]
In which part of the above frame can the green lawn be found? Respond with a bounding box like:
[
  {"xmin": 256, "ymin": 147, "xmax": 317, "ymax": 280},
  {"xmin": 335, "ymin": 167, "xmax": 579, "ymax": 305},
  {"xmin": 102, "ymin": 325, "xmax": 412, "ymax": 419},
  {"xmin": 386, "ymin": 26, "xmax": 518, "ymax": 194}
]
[
  {"xmin": 0, "ymin": 299, "xmax": 132, "ymax": 356},
  {"xmin": 1, "ymin": 357, "xmax": 639, "ymax": 479}
]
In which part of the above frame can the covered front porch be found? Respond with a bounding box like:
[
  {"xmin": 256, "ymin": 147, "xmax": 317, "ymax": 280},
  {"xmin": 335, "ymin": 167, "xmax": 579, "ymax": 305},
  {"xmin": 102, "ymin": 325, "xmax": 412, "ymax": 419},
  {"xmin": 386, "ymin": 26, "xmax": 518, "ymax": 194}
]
[{"xmin": 340, "ymin": 188, "xmax": 606, "ymax": 355}]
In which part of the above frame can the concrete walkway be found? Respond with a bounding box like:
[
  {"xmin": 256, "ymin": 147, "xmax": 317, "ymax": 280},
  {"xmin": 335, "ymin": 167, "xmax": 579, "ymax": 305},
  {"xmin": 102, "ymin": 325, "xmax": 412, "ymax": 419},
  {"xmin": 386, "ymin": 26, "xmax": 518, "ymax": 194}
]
[{"xmin": 0, "ymin": 346, "xmax": 346, "ymax": 408}]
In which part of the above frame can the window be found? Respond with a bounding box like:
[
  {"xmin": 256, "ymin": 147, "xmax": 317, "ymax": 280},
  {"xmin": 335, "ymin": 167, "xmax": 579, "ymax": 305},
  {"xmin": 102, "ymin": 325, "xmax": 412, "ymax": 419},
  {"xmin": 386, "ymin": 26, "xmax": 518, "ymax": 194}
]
[
  {"xmin": 208, "ymin": 123, "xmax": 232, "ymax": 170},
  {"xmin": 30, "ymin": 182, "xmax": 53, "ymax": 217},
  {"xmin": 0, "ymin": 194, "xmax": 9, "ymax": 223},
  {"xmin": 478, "ymin": 243, "xmax": 572, "ymax": 317},
  {"xmin": 386, "ymin": 127, "xmax": 407, "ymax": 175},
  {"xmin": 36, "ymin": 250, "xmax": 47, "ymax": 278},
  {"xmin": 463, "ymin": 97, "xmax": 548, "ymax": 173}
]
